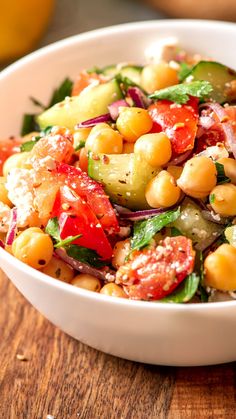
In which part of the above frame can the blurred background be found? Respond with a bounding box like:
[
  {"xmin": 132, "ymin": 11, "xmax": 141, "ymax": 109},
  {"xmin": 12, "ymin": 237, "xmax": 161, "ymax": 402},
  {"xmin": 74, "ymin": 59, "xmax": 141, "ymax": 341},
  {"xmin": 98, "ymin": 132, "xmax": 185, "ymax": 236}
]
[{"xmin": 0, "ymin": 0, "xmax": 236, "ymax": 66}]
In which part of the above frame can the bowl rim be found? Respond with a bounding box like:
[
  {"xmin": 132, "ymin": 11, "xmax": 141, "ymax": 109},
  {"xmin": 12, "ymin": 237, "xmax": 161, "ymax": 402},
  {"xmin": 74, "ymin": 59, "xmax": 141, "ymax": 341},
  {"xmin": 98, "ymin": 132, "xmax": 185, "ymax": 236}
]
[{"xmin": 1, "ymin": 19, "xmax": 236, "ymax": 311}]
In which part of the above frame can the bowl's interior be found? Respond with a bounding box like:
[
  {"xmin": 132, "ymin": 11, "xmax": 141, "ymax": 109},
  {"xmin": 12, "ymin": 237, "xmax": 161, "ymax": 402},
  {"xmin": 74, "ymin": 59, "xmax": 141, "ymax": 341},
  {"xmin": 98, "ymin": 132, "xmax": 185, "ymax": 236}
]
[
  {"xmin": 0, "ymin": 20, "xmax": 236, "ymax": 137},
  {"xmin": 0, "ymin": 20, "xmax": 236, "ymax": 310}
]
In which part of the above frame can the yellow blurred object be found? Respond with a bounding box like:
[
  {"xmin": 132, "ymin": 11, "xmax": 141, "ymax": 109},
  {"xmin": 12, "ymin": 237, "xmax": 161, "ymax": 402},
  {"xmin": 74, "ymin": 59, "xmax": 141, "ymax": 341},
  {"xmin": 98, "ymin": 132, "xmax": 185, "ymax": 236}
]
[{"xmin": 0, "ymin": 0, "xmax": 55, "ymax": 63}]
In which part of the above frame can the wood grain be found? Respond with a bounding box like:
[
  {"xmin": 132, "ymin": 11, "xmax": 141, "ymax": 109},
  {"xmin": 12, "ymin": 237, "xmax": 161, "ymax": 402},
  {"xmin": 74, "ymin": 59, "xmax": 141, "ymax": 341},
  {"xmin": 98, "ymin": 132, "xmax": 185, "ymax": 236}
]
[{"xmin": 0, "ymin": 269, "xmax": 236, "ymax": 419}]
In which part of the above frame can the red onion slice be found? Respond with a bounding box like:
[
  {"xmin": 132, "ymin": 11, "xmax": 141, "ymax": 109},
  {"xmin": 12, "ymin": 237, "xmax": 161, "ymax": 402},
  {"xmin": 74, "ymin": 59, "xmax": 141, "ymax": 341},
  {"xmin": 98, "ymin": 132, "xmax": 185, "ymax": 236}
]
[
  {"xmin": 108, "ymin": 99, "xmax": 129, "ymax": 120},
  {"xmin": 198, "ymin": 115, "xmax": 215, "ymax": 130},
  {"xmin": 128, "ymin": 87, "xmax": 151, "ymax": 109},
  {"xmin": 6, "ymin": 207, "xmax": 17, "ymax": 246},
  {"xmin": 200, "ymin": 102, "xmax": 236, "ymax": 158},
  {"xmin": 118, "ymin": 207, "xmax": 167, "ymax": 221},
  {"xmin": 0, "ymin": 240, "xmax": 5, "ymax": 249},
  {"xmin": 55, "ymin": 248, "xmax": 115, "ymax": 282},
  {"xmin": 76, "ymin": 113, "xmax": 111, "ymax": 128},
  {"xmin": 168, "ymin": 149, "xmax": 193, "ymax": 166}
]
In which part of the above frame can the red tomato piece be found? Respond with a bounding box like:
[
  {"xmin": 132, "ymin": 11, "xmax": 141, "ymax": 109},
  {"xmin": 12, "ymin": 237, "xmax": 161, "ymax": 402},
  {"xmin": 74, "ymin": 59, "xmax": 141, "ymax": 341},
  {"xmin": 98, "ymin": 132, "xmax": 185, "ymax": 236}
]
[
  {"xmin": 55, "ymin": 162, "xmax": 119, "ymax": 234},
  {"xmin": 0, "ymin": 137, "xmax": 22, "ymax": 175},
  {"xmin": 116, "ymin": 236, "xmax": 195, "ymax": 300},
  {"xmin": 52, "ymin": 186, "xmax": 113, "ymax": 260},
  {"xmin": 148, "ymin": 98, "xmax": 198, "ymax": 154},
  {"xmin": 71, "ymin": 71, "xmax": 105, "ymax": 96}
]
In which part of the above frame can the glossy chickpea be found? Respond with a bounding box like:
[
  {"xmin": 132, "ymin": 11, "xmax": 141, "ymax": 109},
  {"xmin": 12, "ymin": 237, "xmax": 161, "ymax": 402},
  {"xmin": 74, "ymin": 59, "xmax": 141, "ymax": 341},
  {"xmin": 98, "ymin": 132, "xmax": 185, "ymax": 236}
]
[
  {"xmin": 73, "ymin": 127, "xmax": 91, "ymax": 153},
  {"xmin": 167, "ymin": 165, "xmax": 183, "ymax": 181},
  {"xmin": 0, "ymin": 177, "xmax": 12, "ymax": 206},
  {"xmin": 177, "ymin": 156, "xmax": 217, "ymax": 198},
  {"xmin": 217, "ymin": 157, "xmax": 236, "ymax": 184},
  {"xmin": 123, "ymin": 142, "xmax": 134, "ymax": 154},
  {"xmin": 145, "ymin": 170, "xmax": 181, "ymax": 208},
  {"xmin": 100, "ymin": 283, "xmax": 127, "ymax": 298},
  {"xmin": 85, "ymin": 124, "xmax": 123, "ymax": 154},
  {"xmin": 209, "ymin": 184, "xmax": 236, "ymax": 216},
  {"xmin": 204, "ymin": 244, "xmax": 236, "ymax": 291},
  {"xmin": 141, "ymin": 62, "xmax": 179, "ymax": 93},
  {"xmin": 134, "ymin": 133, "xmax": 172, "ymax": 167},
  {"xmin": 12, "ymin": 227, "xmax": 53, "ymax": 269},
  {"xmin": 41, "ymin": 256, "xmax": 74, "ymax": 283},
  {"xmin": 71, "ymin": 274, "xmax": 101, "ymax": 292},
  {"xmin": 116, "ymin": 107, "xmax": 153, "ymax": 143},
  {"xmin": 3, "ymin": 152, "xmax": 31, "ymax": 177},
  {"xmin": 112, "ymin": 239, "xmax": 131, "ymax": 269}
]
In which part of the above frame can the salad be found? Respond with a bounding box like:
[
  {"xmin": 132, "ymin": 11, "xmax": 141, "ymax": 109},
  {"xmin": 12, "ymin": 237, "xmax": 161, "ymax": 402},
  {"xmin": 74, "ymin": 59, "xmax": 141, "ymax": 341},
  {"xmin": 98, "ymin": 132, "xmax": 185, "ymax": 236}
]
[{"xmin": 1, "ymin": 43, "xmax": 236, "ymax": 303}]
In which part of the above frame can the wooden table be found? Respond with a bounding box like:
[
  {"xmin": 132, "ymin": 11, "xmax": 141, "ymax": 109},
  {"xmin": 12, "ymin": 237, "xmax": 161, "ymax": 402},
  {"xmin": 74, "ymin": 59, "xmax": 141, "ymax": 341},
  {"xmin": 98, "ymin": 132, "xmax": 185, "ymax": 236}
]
[
  {"xmin": 1, "ymin": 1, "xmax": 236, "ymax": 417},
  {"xmin": 0, "ymin": 270, "xmax": 236, "ymax": 418}
]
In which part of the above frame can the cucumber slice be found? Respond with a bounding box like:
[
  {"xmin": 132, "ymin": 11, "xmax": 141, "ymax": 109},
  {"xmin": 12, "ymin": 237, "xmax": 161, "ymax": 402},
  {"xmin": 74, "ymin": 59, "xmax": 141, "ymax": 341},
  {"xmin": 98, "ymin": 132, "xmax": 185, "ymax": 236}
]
[
  {"xmin": 102, "ymin": 65, "xmax": 143, "ymax": 85},
  {"xmin": 171, "ymin": 198, "xmax": 223, "ymax": 250},
  {"xmin": 88, "ymin": 153, "xmax": 158, "ymax": 210},
  {"xmin": 37, "ymin": 79, "xmax": 123, "ymax": 130},
  {"xmin": 187, "ymin": 61, "xmax": 236, "ymax": 103}
]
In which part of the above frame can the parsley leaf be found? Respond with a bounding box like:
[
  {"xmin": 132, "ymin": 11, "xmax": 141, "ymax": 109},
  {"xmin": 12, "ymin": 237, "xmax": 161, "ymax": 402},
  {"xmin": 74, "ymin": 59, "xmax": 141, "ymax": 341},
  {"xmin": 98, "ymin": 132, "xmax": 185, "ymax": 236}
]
[
  {"xmin": 20, "ymin": 126, "xmax": 53, "ymax": 152},
  {"xmin": 215, "ymin": 162, "xmax": 230, "ymax": 184},
  {"xmin": 159, "ymin": 273, "xmax": 200, "ymax": 303},
  {"xmin": 131, "ymin": 207, "xmax": 180, "ymax": 251},
  {"xmin": 178, "ymin": 62, "xmax": 193, "ymax": 82},
  {"xmin": 48, "ymin": 77, "xmax": 73, "ymax": 108},
  {"xmin": 209, "ymin": 194, "xmax": 215, "ymax": 204},
  {"xmin": 21, "ymin": 114, "xmax": 39, "ymax": 136},
  {"xmin": 66, "ymin": 244, "xmax": 105, "ymax": 268},
  {"xmin": 45, "ymin": 217, "xmax": 81, "ymax": 248},
  {"xmin": 170, "ymin": 226, "xmax": 183, "ymax": 237},
  {"xmin": 74, "ymin": 140, "xmax": 86, "ymax": 152},
  {"xmin": 149, "ymin": 81, "xmax": 213, "ymax": 104}
]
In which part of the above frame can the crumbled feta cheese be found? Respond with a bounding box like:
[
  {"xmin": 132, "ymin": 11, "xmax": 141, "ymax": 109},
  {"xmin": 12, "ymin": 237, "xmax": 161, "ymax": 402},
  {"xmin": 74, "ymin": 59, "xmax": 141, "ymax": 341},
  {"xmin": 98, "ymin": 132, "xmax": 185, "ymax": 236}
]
[
  {"xmin": 144, "ymin": 37, "xmax": 178, "ymax": 63},
  {"xmin": 6, "ymin": 168, "xmax": 36, "ymax": 227}
]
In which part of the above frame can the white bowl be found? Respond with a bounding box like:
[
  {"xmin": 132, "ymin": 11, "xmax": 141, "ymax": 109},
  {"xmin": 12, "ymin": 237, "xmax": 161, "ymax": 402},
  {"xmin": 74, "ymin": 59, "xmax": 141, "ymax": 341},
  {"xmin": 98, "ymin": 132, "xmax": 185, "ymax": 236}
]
[{"xmin": 1, "ymin": 20, "xmax": 236, "ymax": 366}]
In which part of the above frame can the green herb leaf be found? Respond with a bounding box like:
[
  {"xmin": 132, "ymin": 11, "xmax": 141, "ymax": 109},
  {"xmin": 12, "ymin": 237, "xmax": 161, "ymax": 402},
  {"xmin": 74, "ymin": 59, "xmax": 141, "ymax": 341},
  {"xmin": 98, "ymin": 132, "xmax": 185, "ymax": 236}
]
[
  {"xmin": 21, "ymin": 114, "xmax": 39, "ymax": 136},
  {"xmin": 74, "ymin": 140, "xmax": 86, "ymax": 152},
  {"xmin": 178, "ymin": 62, "xmax": 193, "ymax": 82},
  {"xmin": 48, "ymin": 77, "xmax": 73, "ymax": 107},
  {"xmin": 215, "ymin": 162, "xmax": 230, "ymax": 184},
  {"xmin": 66, "ymin": 244, "xmax": 105, "ymax": 268},
  {"xmin": 30, "ymin": 96, "xmax": 46, "ymax": 109},
  {"xmin": 160, "ymin": 273, "xmax": 200, "ymax": 303},
  {"xmin": 131, "ymin": 207, "xmax": 180, "ymax": 251},
  {"xmin": 170, "ymin": 226, "xmax": 183, "ymax": 237},
  {"xmin": 45, "ymin": 217, "xmax": 61, "ymax": 242},
  {"xmin": 20, "ymin": 126, "xmax": 53, "ymax": 152},
  {"xmin": 149, "ymin": 81, "xmax": 213, "ymax": 104},
  {"xmin": 209, "ymin": 194, "xmax": 215, "ymax": 204},
  {"xmin": 45, "ymin": 217, "xmax": 81, "ymax": 248}
]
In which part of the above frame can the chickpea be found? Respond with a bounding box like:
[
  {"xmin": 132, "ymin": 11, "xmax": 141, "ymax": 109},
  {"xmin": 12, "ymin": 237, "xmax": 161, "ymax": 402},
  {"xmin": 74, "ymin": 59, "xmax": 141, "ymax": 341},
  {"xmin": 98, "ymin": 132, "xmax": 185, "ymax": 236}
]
[
  {"xmin": 123, "ymin": 142, "xmax": 134, "ymax": 154},
  {"xmin": 177, "ymin": 156, "xmax": 217, "ymax": 198},
  {"xmin": 217, "ymin": 157, "xmax": 236, "ymax": 184},
  {"xmin": 41, "ymin": 256, "xmax": 74, "ymax": 283},
  {"xmin": 210, "ymin": 183, "xmax": 236, "ymax": 216},
  {"xmin": 85, "ymin": 124, "xmax": 123, "ymax": 154},
  {"xmin": 3, "ymin": 152, "xmax": 31, "ymax": 177},
  {"xmin": 12, "ymin": 227, "xmax": 53, "ymax": 269},
  {"xmin": 167, "ymin": 165, "xmax": 183, "ymax": 181},
  {"xmin": 71, "ymin": 274, "xmax": 101, "ymax": 292},
  {"xmin": 141, "ymin": 62, "xmax": 179, "ymax": 94},
  {"xmin": 134, "ymin": 133, "xmax": 172, "ymax": 167},
  {"xmin": 0, "ymin": 177, "xmax": 12, "ymax": 207},
  {"xmin": 100, "ymin": 283, "xmax": 127, "ymax": 298},
  {"xmin": 73, "ymin": 127, "xmax": 91, "ymax": 153},
  {"xmin": 116, "ymin": 107, "xmax": 153, "ymax": 143},
  {"xmin": 112, "ymin": 239, "xmax": 131, "ymax": 269},
  {"xmin": 145, "ymin": 170, "xmax": 181, "ymax": 208},
  {"xmin": 204, "ymin": 244, "xmax": 236, "ymax": 291}
]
